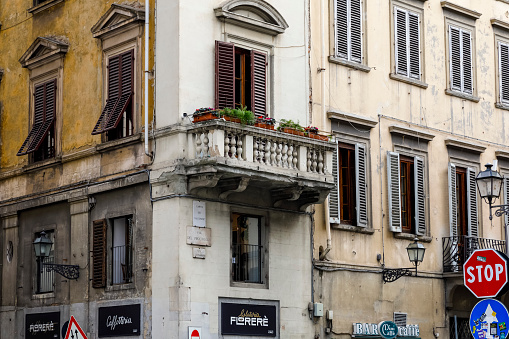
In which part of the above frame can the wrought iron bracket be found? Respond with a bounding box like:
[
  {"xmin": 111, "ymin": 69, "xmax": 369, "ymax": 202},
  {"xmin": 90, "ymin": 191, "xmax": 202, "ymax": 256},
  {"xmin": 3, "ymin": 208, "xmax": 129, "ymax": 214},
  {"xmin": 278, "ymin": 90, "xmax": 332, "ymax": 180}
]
[
  {"xmin": 43, "ymin": 263, "xmax": 80, "ymax": 280},
  {"xmin": 382, "ymin": 267, "xmax": 414, "ymax": 283},
  {"xmin": 492, "ymin": 204, "xmax": 509, "ymax": 219}
]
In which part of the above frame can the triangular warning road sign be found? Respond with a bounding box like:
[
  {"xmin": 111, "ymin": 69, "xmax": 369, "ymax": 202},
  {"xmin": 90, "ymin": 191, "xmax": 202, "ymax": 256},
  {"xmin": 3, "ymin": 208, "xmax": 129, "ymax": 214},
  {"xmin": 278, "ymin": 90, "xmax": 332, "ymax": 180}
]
[{"xmin": 64, "ymin": 315, "xmax": 87, "ymax": 339}]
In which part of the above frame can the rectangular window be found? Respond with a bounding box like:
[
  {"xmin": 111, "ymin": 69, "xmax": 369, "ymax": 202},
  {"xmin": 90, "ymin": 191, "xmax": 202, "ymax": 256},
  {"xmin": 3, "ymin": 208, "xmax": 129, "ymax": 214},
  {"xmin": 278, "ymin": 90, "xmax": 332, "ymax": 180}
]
[
  {"xmin": 334, "ymin": 0, "xmax": 363, "ymax": 63},
  {"xmin": 394, "ymin": 6, "xmax": 421, "ymax": 80},
  {"xmin": 215, "ymin": 41, "xmax": 267, "ymax": 116},
  {"xmin": 17, "ymin": 79, "xmax": 56, "ymax": 161},
  {"xmin": 92, "ymin": 50, "xmax": 134, "ymax": 140},
  {"xmin": 448, "ymin": 25, "xmax": 473, "ymax": 94},
  {"xmin": 387, "ymin": 152, "xmax": 425, "ymax": 235},
  {"xmin": 330, "ymin": 142, "xmax": 368, "ymax": 227},
  {"xmin": 448, "ymin": 163, "xmax": 477, "ymax": 239},
  {"xmin": 231, "ymin": 213, "xmax": 264, "ymax": 284},
  {"xmin": 35, "ymin": 230, "xmax": 55, "ymax": 294},
  {"xmin": 111, "ymin": 216, "xmax": 133, "ymax": 285},
  {"xmin": 498, "ymin": 42, "xmax": 509, "ymax": 105}
]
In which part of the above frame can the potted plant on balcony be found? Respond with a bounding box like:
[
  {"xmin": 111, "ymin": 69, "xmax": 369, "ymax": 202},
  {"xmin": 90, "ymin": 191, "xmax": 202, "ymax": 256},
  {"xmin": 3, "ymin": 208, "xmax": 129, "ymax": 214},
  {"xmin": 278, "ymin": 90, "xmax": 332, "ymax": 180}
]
[
  {"xmin": 218, "ymin": 106, "xmax": 255, "ymax": 125},
  {"xmin": 192, "ymin": 107, "xmax": 219, "ymax": 123},
  {"xmin": 305, "ymin": 126, "xmax": 329, "ymax": 141},
  {"xmin": 277, "ymin": 119, "xmax": 305, "ymax": 136},
  {"xmin": 254, "ymin": 116, "xmax": 276, "ymax": 130}
]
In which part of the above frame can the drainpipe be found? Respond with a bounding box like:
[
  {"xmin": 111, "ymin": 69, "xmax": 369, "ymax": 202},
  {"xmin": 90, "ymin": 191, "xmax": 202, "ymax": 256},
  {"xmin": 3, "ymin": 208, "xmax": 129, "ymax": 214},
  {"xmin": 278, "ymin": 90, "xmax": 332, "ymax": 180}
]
[{"xmin": 144, "ymin": 0, "xmax": 151, "ymax": 158}]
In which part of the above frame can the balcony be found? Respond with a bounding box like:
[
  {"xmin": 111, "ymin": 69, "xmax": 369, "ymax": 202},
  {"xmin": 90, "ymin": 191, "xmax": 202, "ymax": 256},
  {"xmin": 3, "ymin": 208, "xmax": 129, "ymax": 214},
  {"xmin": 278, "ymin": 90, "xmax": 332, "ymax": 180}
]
[
  {"xmin": 152, "ymin": 120, "xmax": 335, "ymax": 211},
  {"xmin": 442, "ymin": 236, "xmax": 506, "ymax": 272}
]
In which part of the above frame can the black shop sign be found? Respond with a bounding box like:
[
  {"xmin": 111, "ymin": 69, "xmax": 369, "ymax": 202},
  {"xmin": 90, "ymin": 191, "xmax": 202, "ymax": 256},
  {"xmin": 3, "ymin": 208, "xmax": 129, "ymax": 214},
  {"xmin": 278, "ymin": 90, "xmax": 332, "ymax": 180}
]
[
  {"xmin": 98, "ymin": 304, "xmax": 140, "ymax": 337},
  {"xmin": 221, "ymin": 302, "xmax": 277, "ymax": 337},
  {"xmin": 25, "ymin": 312, "xmax": 60, "ymax": 339}
]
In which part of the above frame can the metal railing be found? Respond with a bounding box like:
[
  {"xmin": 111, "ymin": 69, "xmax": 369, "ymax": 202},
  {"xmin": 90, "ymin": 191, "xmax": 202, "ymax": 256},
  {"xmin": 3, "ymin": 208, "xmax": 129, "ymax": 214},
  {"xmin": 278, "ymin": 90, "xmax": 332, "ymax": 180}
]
[
  {"xmin": 112, "ymin": 245, "xmax": 132, "ymax": 284},
  {"xmin": 443, "ymin": 236, "xmax": 506, "ymax": 272},
  {"xmin": 37, "ymin": 256, "xmax": 54, "ymax": 293},
  {"xmin": 232, "ymin": 244, "xmax": 263, "ymax": 283}
]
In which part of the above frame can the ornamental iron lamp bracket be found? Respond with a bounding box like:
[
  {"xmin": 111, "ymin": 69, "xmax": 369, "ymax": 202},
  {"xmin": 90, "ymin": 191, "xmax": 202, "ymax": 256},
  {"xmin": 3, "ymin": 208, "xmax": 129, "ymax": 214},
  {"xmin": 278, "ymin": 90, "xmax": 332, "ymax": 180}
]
[
  {"xmin": 33, "ymin": 231, "xmax": 80, "ymax": 280},
  {"xmin": 42, "ymin": 262, "xmax": 80, "ymax": 280},
  {"xmin": 382, "ymin": 267, "xmax": 414, "ymax": 283},
  {"xmin": 382, "ymin": 238, "xmax": 425, "ymax": 283}
]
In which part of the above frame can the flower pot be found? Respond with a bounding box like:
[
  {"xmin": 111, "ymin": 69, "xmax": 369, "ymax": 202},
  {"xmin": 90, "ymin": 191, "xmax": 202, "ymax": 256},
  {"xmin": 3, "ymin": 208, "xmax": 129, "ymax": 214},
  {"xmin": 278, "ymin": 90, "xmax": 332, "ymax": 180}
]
[
  {"xmin": 306, "ymin": 133, "xmax": 329, "ymax": 141},
  {"xmin": 281, "ymin": 127, "xmax": 305, "ymax": 137},
  {"xmin": 193, "ymin": 111, "xmax": 219, "ymax": 123},
  {"xmin": 223, "ymin": 116, "xmax": 242, "ymax": 124},
  {"xmin": 254, "ymin": 122, "xmax": 275, "ymax": 130}
]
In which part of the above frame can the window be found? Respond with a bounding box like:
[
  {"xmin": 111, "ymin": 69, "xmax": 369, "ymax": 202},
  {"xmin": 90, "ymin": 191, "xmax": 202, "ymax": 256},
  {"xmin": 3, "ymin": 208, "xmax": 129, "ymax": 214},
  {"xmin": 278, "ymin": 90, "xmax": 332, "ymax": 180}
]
[
  {"xmin": 448, "ymin": 24, "xmax": 473, "ymax": 95},
  {"xmin": 91, "ymin": 50, "xmax": 134, "ymax": 140},
  {"xmin": 393, "ymin": 6, "xmax": 421, "ymax": 80},
  {"xmin": 498, "ymin": 41, "xmax": 509, "ymax": 106},
  {"xmin": 231, "ymin": 213, "xmax": 265, "ymax": 284},
  {"xmin": 334, "ymin": 0, "xmax": 363, "ymax": 63},
  {"xmin": 329, "ymin": 142, "xmax": 367, "ymax": 227},
  {"xmin": 387, "ymin": 152, "xmax": 426, "ymax": 235},
  {"xmin": 35, "ymin": 230, "xmax": 54, "ymax": 294},
  {"xmin": 448, "ymin": 163, "xmax": 478, "ymax": 239},
  {"xmin": 215, "ymin": 41, "xmax": 267, "ymax": 116}
]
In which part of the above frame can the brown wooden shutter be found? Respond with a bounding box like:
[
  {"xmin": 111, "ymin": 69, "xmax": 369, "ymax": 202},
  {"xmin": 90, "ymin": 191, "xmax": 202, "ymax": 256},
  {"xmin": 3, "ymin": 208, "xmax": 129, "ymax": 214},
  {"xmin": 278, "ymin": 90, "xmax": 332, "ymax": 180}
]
[
  {"xmin": 92, "ymin": 219, "xmax": 107, "ymax": 288},
  {"xmin": 251, "ymin": 50, "xmax": 267, "ymax": 116},
  {"xmin": 17, "ymin": 80, "xmax": 56, "ymax": 156},
  {"xmin": 91, "ymin": 50, "xmax": 134, "ymax": 135},
  {"xmin": 215, "ymin": 41, "xmax": 235, "ymax": 110}
]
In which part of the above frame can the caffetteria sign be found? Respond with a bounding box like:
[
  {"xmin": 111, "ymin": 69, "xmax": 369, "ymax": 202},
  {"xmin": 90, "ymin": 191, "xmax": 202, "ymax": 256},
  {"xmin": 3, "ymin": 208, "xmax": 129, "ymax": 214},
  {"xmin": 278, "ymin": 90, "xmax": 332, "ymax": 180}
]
[{"xmin": 353, "ymin": 322, "xmax": 420, "ymax": 338}]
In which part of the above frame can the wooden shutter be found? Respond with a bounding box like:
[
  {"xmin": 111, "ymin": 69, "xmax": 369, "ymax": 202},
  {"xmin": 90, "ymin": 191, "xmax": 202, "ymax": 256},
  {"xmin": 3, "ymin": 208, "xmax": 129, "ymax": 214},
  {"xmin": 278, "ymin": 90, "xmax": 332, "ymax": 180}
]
[
  {"xmin": 335, "ymin": 0, "xmax": 348, "ymax": 59},
  {"xmin": 251, "ymin": 50, "xmax": 267, "ymax": 116},
  {"xmin": 467, "ymin": 167, "xmax": 478, "ymax": 237},
  {"xmin": 350, "ymin": 0, "xmax": 362, "ymax": 63},
  {"xmin": 448, "ymin": 163, "xmax": 457, "ymax": 237},
  {"xmin": 394, "ymin": 7, "xmax": 408, "ymax": 76},
  {"xmin": 17, "ymin": 80, "xmax": 56, "ymax": 156},
  {"xmin": 92, "ymin": 219, "xmax": 107, "ymax": 288},
  {"xmin": 499, "ymin": 42, "xmax": 509, "ymax": 103},
  {"xmin": 408, "ymin": 12, "xmax": 421, "ymax": 79},
  {"xmin": 355, "ymin": 143, "xmax": 368, "ymax": 227},
  {"xmin": 449, "ymin": 26, "xmax": 462, "ymax": 91},
  {"xmin": 462, "ymin": 30, "xmax": 473, "ymax": 94},
  {"xmin": 215, "ymin": 41, "xmax": 235, "ymax": 110},
  {"xmin": 329, "ymin": 143, "xmax": 341, "ymax": 223},
  {"xmin": 414, "ymin": 156, "xmax": 425, "ymax": 235},
  {"xmin": 387, "ymin": 152, "xmax": 402, "ymax": 232}
]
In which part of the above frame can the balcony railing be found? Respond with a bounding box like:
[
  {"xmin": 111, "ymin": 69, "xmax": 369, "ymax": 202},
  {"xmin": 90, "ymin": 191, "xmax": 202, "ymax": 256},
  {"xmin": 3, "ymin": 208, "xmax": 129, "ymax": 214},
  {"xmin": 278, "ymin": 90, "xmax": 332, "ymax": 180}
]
[
  {"xmin": 232, "ymin": 244, "xmax": 263, "ymax": 283},
  {"xmin": 443, "ymin": 236, "xmax": 506, "ymax": 272}
]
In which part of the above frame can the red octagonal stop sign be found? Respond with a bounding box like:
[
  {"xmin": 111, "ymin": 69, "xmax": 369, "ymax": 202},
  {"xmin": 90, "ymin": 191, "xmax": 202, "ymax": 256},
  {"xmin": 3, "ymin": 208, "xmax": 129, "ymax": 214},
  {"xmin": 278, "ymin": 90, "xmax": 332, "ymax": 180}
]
[{"xmin": 464, "ymin": 249, "xmax": 509, "ymax": 298}]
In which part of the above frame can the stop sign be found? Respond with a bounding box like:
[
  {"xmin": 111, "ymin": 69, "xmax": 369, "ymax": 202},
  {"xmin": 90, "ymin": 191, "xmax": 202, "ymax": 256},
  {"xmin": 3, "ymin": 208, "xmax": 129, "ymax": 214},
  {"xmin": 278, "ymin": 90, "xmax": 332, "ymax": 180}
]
[{"xmin": 463, "ymin": 249, "xmax": 509, "ymax": 298}]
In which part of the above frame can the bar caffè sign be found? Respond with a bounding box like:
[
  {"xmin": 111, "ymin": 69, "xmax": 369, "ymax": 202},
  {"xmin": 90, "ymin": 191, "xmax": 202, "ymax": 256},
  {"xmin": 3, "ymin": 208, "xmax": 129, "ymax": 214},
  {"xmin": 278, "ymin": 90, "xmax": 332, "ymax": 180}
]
[{"xmin": 353, "ymin": 321, "xmax": 420, "ymax": 338}]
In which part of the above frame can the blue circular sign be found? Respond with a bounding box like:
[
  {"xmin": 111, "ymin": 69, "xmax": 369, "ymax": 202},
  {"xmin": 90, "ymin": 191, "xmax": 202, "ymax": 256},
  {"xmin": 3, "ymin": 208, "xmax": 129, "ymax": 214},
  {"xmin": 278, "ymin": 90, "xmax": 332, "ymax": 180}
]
[
  {"xmin": 470, "ymin": 299, "xmax": 509, "ymax": 339},
  {"xmin": 378, "ymin": 321, "xmax": 398, "ymax": 339}
]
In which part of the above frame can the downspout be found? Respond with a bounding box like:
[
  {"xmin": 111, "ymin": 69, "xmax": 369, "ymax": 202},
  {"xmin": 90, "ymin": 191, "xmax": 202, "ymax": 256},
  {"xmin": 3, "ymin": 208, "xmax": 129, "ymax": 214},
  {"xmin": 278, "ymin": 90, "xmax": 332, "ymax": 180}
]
[
  {"xmin": 319, "ymin": 0, "xmax": 331, "ymax": 261},
  {"xmin": 144, "ymin": 0, "xmax": 151, "ymax": 158}
]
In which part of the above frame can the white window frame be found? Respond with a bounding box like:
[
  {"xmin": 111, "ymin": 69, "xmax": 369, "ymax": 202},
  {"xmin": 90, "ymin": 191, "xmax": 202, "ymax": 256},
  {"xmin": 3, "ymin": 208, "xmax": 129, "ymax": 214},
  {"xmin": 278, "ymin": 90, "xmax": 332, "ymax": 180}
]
[
  {"xmin": 333, "ymin": 0, "xmax": 364, "ymax": 64},
  {"xmin": 393, "ymin": 6, "xmax": 421, "ymax": 80}
]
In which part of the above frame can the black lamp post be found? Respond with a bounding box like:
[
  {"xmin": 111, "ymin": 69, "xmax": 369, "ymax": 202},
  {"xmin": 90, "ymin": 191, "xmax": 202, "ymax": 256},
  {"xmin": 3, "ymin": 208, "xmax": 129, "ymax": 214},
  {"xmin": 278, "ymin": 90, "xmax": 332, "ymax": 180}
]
[
  {"xmin": 33, "ymin": 231, "xmax": 80, "ymax": 280},
  {"xmin": 382, "ymin": 238, "xmax": 426, "ymax": 283}
]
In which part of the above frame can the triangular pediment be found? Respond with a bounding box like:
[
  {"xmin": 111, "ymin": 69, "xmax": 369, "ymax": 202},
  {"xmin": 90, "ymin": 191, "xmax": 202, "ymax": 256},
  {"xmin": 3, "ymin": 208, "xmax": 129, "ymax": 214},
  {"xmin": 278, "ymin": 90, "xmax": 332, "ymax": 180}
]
[
  {"xmin": 19, "ymin": 37, "xmax": 69, "ymax": 69},
  {"xmin": 91, "ymin": 3, "xmax": 145, "ymax": 39},
  {"xmin": 214, "ymin": 0, "xmax": 289, "ymax": 36}
]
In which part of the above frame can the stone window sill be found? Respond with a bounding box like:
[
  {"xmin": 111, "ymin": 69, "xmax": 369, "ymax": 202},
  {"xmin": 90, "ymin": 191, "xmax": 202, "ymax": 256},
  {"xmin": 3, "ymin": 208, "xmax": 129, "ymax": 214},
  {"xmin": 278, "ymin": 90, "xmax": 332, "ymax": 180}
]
[
  {"xmin": 331, "ymin": 223, "xmax": 375, "ymax": 234},
  {"xmin": 495, "ymin": 102, "xmax": 509, "ymax": 111},
  {"xmin": 328, "ymin": 56, "xmax": 371, "ymax": 73},
  {"xmin": 23, "ymin": 157, "xmax": 62, "ymax": 173},
  {"xmin": 231, "ymin": 282, "xmax": 268, "ymax": 289},
  {"xmin": 389, "ymin": 73, "xmax": 428, "ymax": 89},
  {"xmin": 445, "ymin": 89, "xmax": 480, "ymax": 102},
  {"xmin": 31, "ymin": 292, "xmax": 55, "ymax": 300},
  {"xmin": 28, "ymin": 0, "xmax": 65, "ymax": 15},
  {"xmin": 96, "ymin": 133, "xmax": 142, "ymax": 153},
  {"xmin": 106, "ymin": 282, "xmax": 135, "ymax": 292},
  {"xmin": 394, "ymin": 232, "xmax": 433, "ymax": 243}
]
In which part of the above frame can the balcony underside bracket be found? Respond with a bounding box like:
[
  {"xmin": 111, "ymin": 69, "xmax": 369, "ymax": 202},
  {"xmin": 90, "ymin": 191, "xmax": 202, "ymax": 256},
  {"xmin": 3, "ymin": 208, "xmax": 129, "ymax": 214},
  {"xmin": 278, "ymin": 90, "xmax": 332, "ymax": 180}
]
[
  {"xmin": 188, "ymin": 174, "xmax": 222, "ymax": 193},
  {"xmin": 219, "ymin": 177, "xmax": 250, "ymax": 199}
]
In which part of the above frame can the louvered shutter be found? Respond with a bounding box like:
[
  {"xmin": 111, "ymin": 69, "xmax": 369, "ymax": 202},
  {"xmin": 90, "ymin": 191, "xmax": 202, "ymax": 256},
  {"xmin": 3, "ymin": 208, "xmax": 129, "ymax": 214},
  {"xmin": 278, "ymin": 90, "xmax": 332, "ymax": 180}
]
[
  {"xmin": 356, "ymin": 143, "xmax": 368, "ymax": 227},
  {"xmin": 251, "ymin": 50, "xmax": 267, "ymax": 116},
  {"xmin": 335, "ymin": 0, "xmax": 348, "ymax": 59},
  {"xmin": 448, "ymin": 163, "xmax": 457, "ymax": 237},
  {"xmin": 504, "ymin": 177, "xmax": 509, "ymax": 226},
  {"xmin": 387, "ymin": 152, "xmax": 402, "ymax": 232},
  {"xmin": 329, "ymin": 143, "xmax": 341, "ymax": 223},
  {"xmin": 408, "ymin": 12, "xmax": 421, "ymax": 79},
  {"xmin": 449, "ymin": 26, "xmax": 462, "ymax": 91},
  {"xmin": 414, "ymin": 156, "xmax": 425, "ymax": 235},
  {"xmin": 17, "ymin": 80, "xmax": 56, "ymax": 156},
  {"xmin": 215, "ymin": 41, "xmax": 235, "ymax": 110},
  {"xmin": 467, "ymin": 167, "xmax": 478, "ymax": 237},
  {"xmin": 499, "ymin": 42, "xmax": 509, "ymax": 104},
  {"xmin": 462, "ymin": 30, "xmax": 473, "ymax": 94},
  {"xmin": 350, "ymin": 0, "xmax": 362, "ymax": 63},
  {"xmin": 395, "ymin": 8, "xmax": 408, "ymax": 76},
  {"xmin": 92, "ymin": 219, "xmax": 107, "ymax": 288}
]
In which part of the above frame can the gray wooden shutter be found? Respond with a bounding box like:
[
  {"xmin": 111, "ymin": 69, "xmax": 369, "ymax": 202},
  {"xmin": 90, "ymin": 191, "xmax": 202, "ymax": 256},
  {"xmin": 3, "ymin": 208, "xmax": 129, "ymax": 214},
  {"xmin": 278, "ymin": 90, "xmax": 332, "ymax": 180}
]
[
  {"xmin": 504, "ymin": 177, "xmax": 509, "ymax": 226},
  {"xmin": 329, "ymin": 143, "xmax": 341, "ymax": 223},
  {"xmin": 387, "ymin": 152, "xmax": 401, "ymax": 232},
  {"xmin": 448, "ymin": 163, "xmax": 457, "ymax": 237},
  {"xmin": 251, "ymin": 50, "xmax": 267, "ymax": 116},
  {"xmin": 499, "ymin": 42, "xmax": 509, "ymax": 104},
  {"xmin": 92, "ymin": 219, "xmax": 107, "ymax": 288},
  {"xmin": 394, "ymin": 7, "xmax": 408, "ymax": 76},
  {"xmin": 414, "ymin": 156, "xmax": 425, "ymax": 235},
  {"xmin": 335, "ymin": 0, "xmax": 348, "ymax": 59},
  {"xmin": 467, "ymin": 167, "xmax": 478, "ymax": 237},
  {"xmin": 462, "ymin": 30, "xmax": 473, "ymax": 94},
  {"xmin": 350, "ymin": 0, "xmax": 362, "ymax": 63},
  {"xmin": 449, "ymin": 26, "xmax": 462, "ymax": 91},
  {"xmin": 408, "ymin": 12, "xmax": 421, "ymax": 79},
  {"xmin": 356, "ymin": 143, "xmax": 368, "ymax": 227},
  {"xmin": 215, "ymin": 41, "xmax": 235, "ymax": 110}
]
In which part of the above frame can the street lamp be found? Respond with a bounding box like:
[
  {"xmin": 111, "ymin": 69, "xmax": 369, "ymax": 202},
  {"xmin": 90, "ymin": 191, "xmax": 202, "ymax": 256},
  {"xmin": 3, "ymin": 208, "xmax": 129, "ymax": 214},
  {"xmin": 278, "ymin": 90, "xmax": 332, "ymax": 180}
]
[
  {"xmin": 382, "ymin": 238, "xmax": 426, "ymax": 283},
  {"xmin": 33, "ymin": 231, "xmax": 80, "ymax": 280}
]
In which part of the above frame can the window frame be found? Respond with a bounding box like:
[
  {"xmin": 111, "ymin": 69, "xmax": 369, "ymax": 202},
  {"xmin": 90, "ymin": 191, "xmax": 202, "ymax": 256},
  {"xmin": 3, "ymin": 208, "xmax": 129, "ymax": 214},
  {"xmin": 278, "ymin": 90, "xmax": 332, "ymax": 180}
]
[
  {"xmin": 34, "ymin": 229, "xmax": 55, "ymax": 295},
  {"xmin": 493, "ymin": 21, "xmax": 509, "ymax": 110},
  {"xmin": 332, "ymin": 0, "xmax": 364, "ymax": 65}
]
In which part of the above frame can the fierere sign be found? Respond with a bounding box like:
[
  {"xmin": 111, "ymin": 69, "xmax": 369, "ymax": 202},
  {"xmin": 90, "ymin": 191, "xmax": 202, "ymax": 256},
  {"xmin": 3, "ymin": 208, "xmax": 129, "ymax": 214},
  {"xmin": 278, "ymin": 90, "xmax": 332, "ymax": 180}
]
[{"xmin": 463, "ymin": 249, "xmax": 509, "ymax": 298}]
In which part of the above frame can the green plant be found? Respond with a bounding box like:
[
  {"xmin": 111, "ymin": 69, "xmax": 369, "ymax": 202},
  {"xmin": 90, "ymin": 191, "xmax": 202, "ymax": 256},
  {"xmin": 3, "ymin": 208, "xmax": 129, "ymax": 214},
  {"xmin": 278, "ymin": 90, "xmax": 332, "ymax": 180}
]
[
  {"xmin": 218, "ymin": 106, "xmax": 255, "ymax": 125},
  {"xmin": 277, "ymin": 119, "xmax": 304, "ymax": 132}
]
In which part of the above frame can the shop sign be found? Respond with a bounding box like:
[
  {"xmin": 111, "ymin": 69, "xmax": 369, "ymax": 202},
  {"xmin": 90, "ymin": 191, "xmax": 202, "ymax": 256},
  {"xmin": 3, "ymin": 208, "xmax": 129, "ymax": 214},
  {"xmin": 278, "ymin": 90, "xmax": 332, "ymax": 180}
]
[
  {"xmin": 221, "ymin": 302, "xmax": 277, "ymax": 337},
  {"xmin": 25, "ymin": 312, "xmax": 60, "ymax": 339},
  {"xmin": 470, "ymin": 298, "xmax": 509, "ymax": 339},
  {"xmin": 353, "ymin": 322, "xmax": 420, "ymax": 338},
  {"xmin": 98, "ymin": 304, "xmax": 140, "ymax": 337}
]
